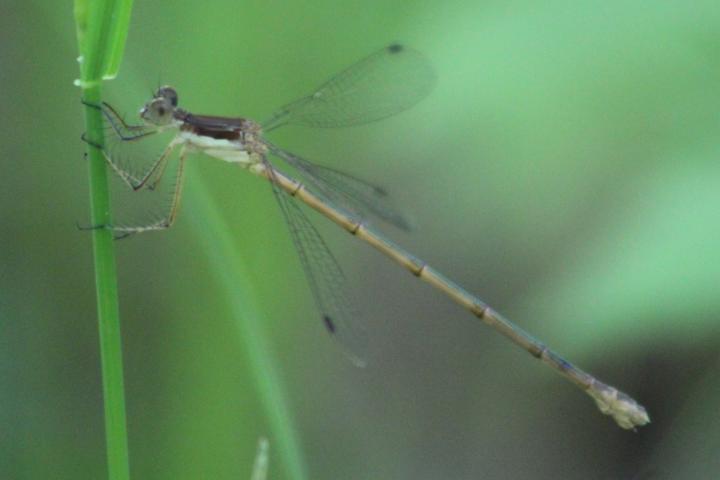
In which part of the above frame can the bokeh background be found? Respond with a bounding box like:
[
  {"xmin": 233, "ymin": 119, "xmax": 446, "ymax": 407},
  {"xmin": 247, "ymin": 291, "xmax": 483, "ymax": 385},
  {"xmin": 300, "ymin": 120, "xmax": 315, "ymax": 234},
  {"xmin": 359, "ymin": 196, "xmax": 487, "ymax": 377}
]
[{"xmin": 3, "ymin": 1, "xmax": 720, "ymax": 478}]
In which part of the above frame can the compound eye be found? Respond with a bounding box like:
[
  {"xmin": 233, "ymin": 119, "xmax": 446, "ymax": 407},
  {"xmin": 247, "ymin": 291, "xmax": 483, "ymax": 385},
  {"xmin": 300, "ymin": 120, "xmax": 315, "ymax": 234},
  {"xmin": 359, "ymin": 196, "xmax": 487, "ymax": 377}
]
[
  {"xmin": 156, "ymin": 86, "xmax": 178, "ymax": 107},
  {"xmin": 143, "ymin": 97, "xmax": 174, "ymax": 125}
]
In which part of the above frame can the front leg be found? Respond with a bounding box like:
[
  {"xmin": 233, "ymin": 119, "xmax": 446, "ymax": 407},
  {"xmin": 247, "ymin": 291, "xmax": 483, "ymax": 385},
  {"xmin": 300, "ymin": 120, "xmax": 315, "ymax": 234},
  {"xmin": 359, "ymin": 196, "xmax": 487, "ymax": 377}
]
[
  {"xmin": 81, "ymin": 100, "xmax": 160, "ymax": 190},
  {"xmin": 82, "ymin": 100, "xmax": 155, "ymax": 141}
]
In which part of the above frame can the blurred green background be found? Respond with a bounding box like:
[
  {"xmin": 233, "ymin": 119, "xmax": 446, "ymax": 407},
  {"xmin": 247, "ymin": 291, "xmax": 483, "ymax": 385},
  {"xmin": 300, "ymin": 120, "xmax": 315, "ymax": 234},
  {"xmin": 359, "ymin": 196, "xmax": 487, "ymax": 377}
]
[{"xmin": 3, "ymin": 0, "xmax": 720, "ymax": 478}]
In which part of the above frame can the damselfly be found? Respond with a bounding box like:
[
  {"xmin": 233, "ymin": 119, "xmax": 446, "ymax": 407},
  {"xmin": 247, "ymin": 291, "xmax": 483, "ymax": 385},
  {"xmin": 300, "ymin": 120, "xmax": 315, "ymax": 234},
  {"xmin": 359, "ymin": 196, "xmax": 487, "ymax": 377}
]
[{"xmin": 82, "ymin": 44, "xmax": 649, "ymax": 429}]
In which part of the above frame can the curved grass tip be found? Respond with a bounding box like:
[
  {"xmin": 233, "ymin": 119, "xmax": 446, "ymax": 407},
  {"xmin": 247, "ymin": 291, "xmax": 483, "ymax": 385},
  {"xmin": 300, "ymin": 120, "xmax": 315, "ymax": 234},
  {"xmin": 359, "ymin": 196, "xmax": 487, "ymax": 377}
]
[{"xmin": 250, "ymin": 437, "xmax": 270, "ymax": 480}]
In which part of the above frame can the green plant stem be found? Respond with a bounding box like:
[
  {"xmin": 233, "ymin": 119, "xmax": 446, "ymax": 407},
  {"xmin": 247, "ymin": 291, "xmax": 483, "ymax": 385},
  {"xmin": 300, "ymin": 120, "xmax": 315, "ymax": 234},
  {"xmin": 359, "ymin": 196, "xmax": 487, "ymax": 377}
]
[
  {"xmin": 75, "ymin": 0, "xmax": 132, "ymax": 477},
  {"xmin": 82, "ymin": 85, "xmax": 131, "ymax": 480}
]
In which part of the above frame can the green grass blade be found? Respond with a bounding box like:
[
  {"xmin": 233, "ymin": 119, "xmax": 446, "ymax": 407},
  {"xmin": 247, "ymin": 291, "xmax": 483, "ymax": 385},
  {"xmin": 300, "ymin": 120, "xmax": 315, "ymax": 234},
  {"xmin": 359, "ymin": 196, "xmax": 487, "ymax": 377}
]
[
  {"xmin": 102, "ymin": 0, "xmax": 134, "ymax": 79},
  {"xmin": 250, "ymin": 438, "xmax": 270, "ymax": 480},
  {"xmin": 74, "ymin": 1, "xmax": 133, "ymax": 479},
  {"xmin": 74, "ymin": 0, "xmax": 133, "ymax": 82},
  {"xmin": 185, "ymin": 171, "xmax": 309, "ymax": 480}
]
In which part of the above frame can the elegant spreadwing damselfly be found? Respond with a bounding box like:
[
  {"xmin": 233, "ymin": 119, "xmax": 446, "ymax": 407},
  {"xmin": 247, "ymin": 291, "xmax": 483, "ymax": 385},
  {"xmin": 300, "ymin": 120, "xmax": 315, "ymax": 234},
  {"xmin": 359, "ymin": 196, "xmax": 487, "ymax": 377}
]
[{"xmin": 82, "ymin": 44, "xmax": 649, "ymax": 429}]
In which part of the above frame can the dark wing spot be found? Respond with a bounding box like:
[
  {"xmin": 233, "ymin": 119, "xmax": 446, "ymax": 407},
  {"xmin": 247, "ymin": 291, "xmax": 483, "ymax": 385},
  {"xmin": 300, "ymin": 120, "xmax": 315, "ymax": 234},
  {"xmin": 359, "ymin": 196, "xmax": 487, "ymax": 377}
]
[
  {"xmin": 322, "ymin": 315, "xmax": 336, "ymax": 334},
  {"xmin": 387, "ymin": 44, "xmax": 404, "ymax": 54}
]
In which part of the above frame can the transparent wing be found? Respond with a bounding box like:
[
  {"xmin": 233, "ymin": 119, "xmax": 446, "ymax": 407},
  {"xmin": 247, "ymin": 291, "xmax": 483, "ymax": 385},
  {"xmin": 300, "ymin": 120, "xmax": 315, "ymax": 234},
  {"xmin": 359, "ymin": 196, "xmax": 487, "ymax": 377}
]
[
  {"xmin": 266, "ymin": 163, "xmax": 369, "ymax": 366},
  {"xmin": 266, "ymin": 141, "xmax": 411, "ymax": 230},
  {"xmin": 261, "ymin": 44, "xmax": 436, "ymax": 131}
]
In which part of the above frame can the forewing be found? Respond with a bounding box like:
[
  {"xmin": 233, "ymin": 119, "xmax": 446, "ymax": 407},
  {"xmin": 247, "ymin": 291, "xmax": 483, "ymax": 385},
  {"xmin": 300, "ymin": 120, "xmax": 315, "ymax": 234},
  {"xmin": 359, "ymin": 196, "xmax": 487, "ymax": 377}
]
[{"xmin": 262, "ymin": 44, "xmax": 436, "ymax": 131}]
